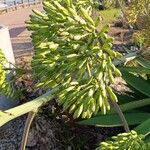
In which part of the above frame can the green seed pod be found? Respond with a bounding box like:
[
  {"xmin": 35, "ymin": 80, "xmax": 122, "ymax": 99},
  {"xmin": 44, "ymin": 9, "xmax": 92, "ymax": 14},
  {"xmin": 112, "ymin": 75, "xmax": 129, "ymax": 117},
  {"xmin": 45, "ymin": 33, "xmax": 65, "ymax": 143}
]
[
  {"xmin": 88, "ymin": 88, "xmax": 94, "ymax": 97},
  {"xmin": 102, "ymin": 60, "xmax": 107, "ymax": 71},
  {"xmin": 64, "ymin": 0, "xmax": 72, "ymax": 7},
  {"xmin": 32, "ymin": 9, "xmax": 46, "ymax": 18},
  {"xmin": 108, "ymin": 69, "xmax": 114, "ymax": 83},
  {"xmin": 68, "ymin": 7, "xmax": 78, "ymax": 16},
  {"xmin": 43, "ymin": 1, "xmax": 57, "ymax": 11},
  {"xmin": 103, "ymin": 97, "xmax": 110, "ymax": 110},
  {"xmin": 78, "ymin": 59, "xmax": 87, "ymax": 69},
  {"xmin": 80, "ymin": 7, "xmax": 95, "ymax": 26},
  {"xmin": 82, "ymin": 111, "xmax": 88, "ymax": 118},
  {"xmin": 82, "ymin": 96, "xmax": 91, "ymax": 111},
  {"xmin": 88, "ymin": 98, "xmax": 96, "ymax": 112},
  {"xmin": 114, "ymin": 67, "xmax": 122, "ymax": 77},
  {"xmin": 86, "ymin": 110, "xmax": 92, "ymax": 118},
  {"xmin": 101, "ymin": 103, "xmax": 107, "ymax": 115},
  {"xmin": 73, "ymin": 104, "xmax": 83, "ymax": 118},
  {"xmin": 115, "ymin": 51, "xmax": 122, "ymax": 58},
  {"xmin": 103, "ymin": 47, "xmax": 116, "ymax": 57},
  {"xmin": 106, "ymin": 86, "xmax": 118, "ymax": 102},
  {"xmin": 98, "ymin": 91, "xmax": 103, "ymax": 108},
  {"xmin": 94, "ymin": 101, "xmax": 100, "ymax": 115},
  {"xmin": 53, "ymin": 1, "xmax": 69, "ymax": 16},
  {"xmin": 63, "ymin": 95, "xmax": 76, "ymax": 110},
  {"xmin": 69, "ymin": 104, "xmax": 76, "ymax": 114}
]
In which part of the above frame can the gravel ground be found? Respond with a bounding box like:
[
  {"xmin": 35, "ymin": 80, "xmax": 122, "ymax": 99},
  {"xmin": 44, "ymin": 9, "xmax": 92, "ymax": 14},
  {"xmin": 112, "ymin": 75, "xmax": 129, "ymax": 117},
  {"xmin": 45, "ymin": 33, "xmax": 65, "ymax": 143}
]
[
  {"xmin": 0, "ymin": 99, "xmax": 125, "ymax": 150},
  {"xmin": 0, "ymin": 114, "xmax": 62, "ymax": 150},
  {"xmin": 0, "ymin": 116, "xmax": 26, "ymax": 150}
]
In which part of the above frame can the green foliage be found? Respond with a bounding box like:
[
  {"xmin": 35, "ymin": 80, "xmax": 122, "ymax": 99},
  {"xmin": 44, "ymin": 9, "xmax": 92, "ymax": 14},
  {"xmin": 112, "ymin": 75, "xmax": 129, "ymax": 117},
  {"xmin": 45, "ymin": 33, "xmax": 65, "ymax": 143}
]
[
  {"xmin": 96, "ymin": 130, "xmax": 150, "ymax": 150},
  {"xmin": 125, "ymin": 0, "xmax": 150, "ymax": 53},
  {"xmin": 118, "ymin": 66, "xmax": 150, "ymax": 74},
  {"xmin": 27, "ymin": 0, "xmax": 122, "ymax": 118},
  {"xmin": 121, "ymin": 70, "xmax": 150, "ymax": 97},
  {"xmin": 79, "ymin": 112, "xmax": 150, "ymax": 127},
  {"xmin": 136, "ymin": 57, "xmax": 150, "ymax": 69},
  {"xmin": 101, "ymin": 0, "xmax": 115, "ymax": 9},
  {"xmin": 79, "ymin": 56, "xmax": 150, "ymax": 148},
  {"xmin": 135, "ymin": 118, "xmax": 150, "ymax": 137},
  {"xmin": 120, "ymin": 57, "xmax": 150, "ymax": 96},
  {"xmin": 119, "ymin": 58, "xmax": 150, "ymax": 137},
  {"xmin": 99, "ymin": 0, "xmax": 125, "ymax": 9},
  {"xmin": 132, "ymin": 31, "xmax": 146, "ymax": 47},
  {"xmin": 99, "ymin": 8, "xmax": 121, "ymax": 26},
  {"xmin": 125, "ymin": 0, "xmax": 150, "ymax": 24}
]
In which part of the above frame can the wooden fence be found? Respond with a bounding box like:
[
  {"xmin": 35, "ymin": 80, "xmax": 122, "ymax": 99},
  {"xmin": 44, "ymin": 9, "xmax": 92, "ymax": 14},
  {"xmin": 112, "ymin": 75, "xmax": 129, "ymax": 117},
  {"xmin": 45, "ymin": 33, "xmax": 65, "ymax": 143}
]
[{"xmin": 0, "ymin": 0, "xmax": 42, "ymax": 14}]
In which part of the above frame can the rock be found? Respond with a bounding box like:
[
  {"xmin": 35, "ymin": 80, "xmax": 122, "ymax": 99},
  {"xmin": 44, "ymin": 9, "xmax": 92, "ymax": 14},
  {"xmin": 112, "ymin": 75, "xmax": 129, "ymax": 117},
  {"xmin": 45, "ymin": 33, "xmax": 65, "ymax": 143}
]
[{"xmin": 0, "ymin": 95, "xmax": 18, "ymax": 110}]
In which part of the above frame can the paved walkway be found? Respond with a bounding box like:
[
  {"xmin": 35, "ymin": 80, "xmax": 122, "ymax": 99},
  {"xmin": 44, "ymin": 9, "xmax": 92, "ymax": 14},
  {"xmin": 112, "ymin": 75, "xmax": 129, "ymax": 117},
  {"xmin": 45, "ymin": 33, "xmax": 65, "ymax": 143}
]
[{"xmin": 0, "ymin": 4, "xmax": 43, "ymax": 58}]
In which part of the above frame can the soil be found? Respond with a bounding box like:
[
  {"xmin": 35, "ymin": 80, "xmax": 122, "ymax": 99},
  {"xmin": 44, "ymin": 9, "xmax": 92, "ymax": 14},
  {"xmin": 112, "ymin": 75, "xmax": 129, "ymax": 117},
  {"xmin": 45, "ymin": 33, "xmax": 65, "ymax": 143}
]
[
  {"xmin": 0, "ymin": 101, "xmax": 124, "ymax": 150},
  {"xmin": 0, "ymin": 23, "xmax": 134, "ymax": 150}
]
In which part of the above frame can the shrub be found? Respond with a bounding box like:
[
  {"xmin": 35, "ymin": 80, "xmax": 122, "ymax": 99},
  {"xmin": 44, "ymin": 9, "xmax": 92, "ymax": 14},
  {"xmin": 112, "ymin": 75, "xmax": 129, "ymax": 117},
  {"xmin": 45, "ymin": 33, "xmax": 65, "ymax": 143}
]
[{"xmin": 125, "ymin": 0, "xmax": 150, "ymax": 59}]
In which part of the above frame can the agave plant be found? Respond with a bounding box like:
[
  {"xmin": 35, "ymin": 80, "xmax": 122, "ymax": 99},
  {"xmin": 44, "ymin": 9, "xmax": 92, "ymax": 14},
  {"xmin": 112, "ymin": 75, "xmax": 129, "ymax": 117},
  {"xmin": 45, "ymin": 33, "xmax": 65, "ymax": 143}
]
[{"xmin": 26, "ymin": 0, "xmax": 122, "ymax": 118}]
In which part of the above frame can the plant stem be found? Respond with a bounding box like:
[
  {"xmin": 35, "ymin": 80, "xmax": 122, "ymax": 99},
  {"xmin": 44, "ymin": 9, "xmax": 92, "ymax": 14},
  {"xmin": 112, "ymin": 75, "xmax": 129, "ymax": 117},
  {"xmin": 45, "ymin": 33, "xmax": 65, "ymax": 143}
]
[
  {"xmin": 0, "ymin": 88, "xmax": 57, "ymax": 127},
  {"xmin": 109, "ymin": 98, "xmax": 150, "ymax": 114},
  {"xmin": 20, "ymin": 111, "xmax": 37, "ymax": 150},
  {"xmin": 111, "ymin": 100, "xmax": 130, "ymax": 132}
]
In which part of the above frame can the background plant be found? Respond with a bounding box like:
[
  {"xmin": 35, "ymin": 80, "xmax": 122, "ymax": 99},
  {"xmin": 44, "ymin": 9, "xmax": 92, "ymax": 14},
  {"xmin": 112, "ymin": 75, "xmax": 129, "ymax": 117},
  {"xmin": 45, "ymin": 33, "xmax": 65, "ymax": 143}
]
[
  {"xmin": 98, "ymin": 0, "xmax": 126, "ymax": 9},
  {"xmin": 125, "ymin": 0, "xmax": 150, "ymax": 25},
  {"xmin": 125, "ymin": 0, "xmax": 150, "ymax": 59},
  {"xmin": 0, "ymin": 49, "xmax": 19, "ymax": 98}
]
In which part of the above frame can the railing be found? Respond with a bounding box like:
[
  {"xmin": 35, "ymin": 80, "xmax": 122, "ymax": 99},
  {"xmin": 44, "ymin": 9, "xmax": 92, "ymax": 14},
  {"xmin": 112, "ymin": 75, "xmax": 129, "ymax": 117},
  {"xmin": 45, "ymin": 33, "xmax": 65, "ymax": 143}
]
[{"xmin": 0, "ymin": 0, "xmax": 42, "ymax": 14}]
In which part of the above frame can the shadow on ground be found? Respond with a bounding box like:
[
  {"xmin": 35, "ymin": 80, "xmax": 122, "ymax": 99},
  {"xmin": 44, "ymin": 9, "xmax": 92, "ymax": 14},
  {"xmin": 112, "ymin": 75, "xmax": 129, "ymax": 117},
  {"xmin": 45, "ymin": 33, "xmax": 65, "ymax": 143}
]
[{"xmin": 9, "ymin": 26, "xmax": 26, "ymax": 38}]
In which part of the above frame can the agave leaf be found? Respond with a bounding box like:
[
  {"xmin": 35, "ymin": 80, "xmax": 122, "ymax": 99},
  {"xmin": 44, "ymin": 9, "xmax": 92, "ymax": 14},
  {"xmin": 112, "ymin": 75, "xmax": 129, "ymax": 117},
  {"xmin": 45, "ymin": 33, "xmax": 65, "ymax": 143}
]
[
  {"xmin": 78, "ymin": 112, "xmax": 150, "ymax": 127},
  {"xmin": 118, "ymin": 66, "xmax": 150, "ymax": 74},
  {"xmin": 144, "ymin": 135, "xmax": 150, "ymax": 143},
  {"xmin": 135, "ymin": 118, "xmax": 150, "ymax": 137},
  {"xmin": 115, "ymin": 92, "xmax": 139, "ymax": 105},
  {"xmin": 121, "ymin": 71, "xmax": 150, "ymax": 97},
  {"xmin": 136, "ymin": 57, "xmax": 150, "ymax": 69}
]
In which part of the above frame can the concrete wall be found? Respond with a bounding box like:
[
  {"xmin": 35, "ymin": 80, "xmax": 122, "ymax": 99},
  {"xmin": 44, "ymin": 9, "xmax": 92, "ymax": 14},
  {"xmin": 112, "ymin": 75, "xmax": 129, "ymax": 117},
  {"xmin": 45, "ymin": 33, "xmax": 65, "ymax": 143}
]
[{"xmin": 0, "ymin": 25, "xmax": 15, "ymax": 65}]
